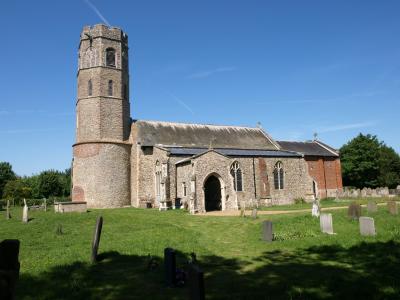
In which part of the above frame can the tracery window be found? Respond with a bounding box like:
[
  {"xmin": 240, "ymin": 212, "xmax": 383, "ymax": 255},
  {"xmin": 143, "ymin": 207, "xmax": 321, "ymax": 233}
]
[
  {"xmin": 274, "ymin": 162, "xmax": 284, "ymax": 190},
  {"xmin": 106, "ymin": 48, "xmax": 116, "ymax": 67},
  {"xmin": 88, "ymin": 79, "xmax": 92, "ymax": 96},
  {"xmin": 108, "ymin": 80, "xmax": 113, "ymax": 96},
  {"xmin": 155, "ymin": 161, "xmax": 162, "ymax": 202},
  {"xmin": 230, "ymin": 161, "xmax": 243, "ymax": 192}
]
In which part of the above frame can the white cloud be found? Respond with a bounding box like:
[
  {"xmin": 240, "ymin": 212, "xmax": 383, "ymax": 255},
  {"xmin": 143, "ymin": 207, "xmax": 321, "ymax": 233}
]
[
  {"xmin": 168, "ymin": 93, "xmax": 195, "ymax": 115},
  {"xmin": 187, "ymin": 66, "xmax": 236, "ymax": 79},
  {"xmin": 84, "ymin": 0, "xmax": 111, "ymax": 27},
  {"xmin": 317, "ymin": 121, "xmax": 377, "ymax": 133}
]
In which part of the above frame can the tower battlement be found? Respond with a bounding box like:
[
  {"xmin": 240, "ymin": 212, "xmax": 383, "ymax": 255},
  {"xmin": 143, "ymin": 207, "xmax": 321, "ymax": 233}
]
[{"xmin": 80, "ymin": 24, "xmax": 128, "ymax": 43}]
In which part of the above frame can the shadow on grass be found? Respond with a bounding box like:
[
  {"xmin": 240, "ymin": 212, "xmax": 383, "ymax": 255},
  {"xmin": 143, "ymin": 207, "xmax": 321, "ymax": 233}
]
[{"xmin": 17, "ymin": 241, "xmax": 400, "ymax": 299}]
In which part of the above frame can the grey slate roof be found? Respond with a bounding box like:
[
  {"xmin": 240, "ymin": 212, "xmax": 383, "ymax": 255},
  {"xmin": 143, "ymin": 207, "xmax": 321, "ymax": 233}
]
[
  {"xmin": 167, "ymin": 147, "xmax": 301, "ymax": 158},
  {"xmin": 277, "ymin": 140, "xmax": 339, "ymax": 157},
  {"xmin": 133, "ymin": 120, "xmax": 279, "ymax": 150}
]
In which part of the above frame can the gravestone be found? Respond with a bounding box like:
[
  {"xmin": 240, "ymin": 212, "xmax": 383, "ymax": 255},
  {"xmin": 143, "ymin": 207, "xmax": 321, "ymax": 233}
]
[
  {"xmin": 367, "ymin": 201, "xmax": 378, "ymax": 213},
  {"xmin": 22, "ymin": 199, "xmax": 28, "ymax": 223},
  {"xmin": 359, "ymin": 217, "xmax": 376, "ymax": 236},
  {"xmin": 164, "ymin": 247, "xmax": 176, "ymax": 287},
  {"xmin": 311, "ymin": 200, "xmax": 320, "ymax": 217},
  {"xmin": 320, "ymin": 214, "xmax": 334, "ymax": 234},
  {"xmin": 262, "ymin": 221, "xmax": 273, "ymax": 242},
  {"xmin": 251, "ymin": 209, "xmax": 257, "ymax": 219},
  {"xmin": 387, "ymin": 201, "xmax": 398, "ymax": 215},
  {"xmin": 6, "ymin": 200, "xmax": 11, "ymax": 220},
  {"xmin": 43, "ymin": 198, "xmax": 47, "ymax": 212},
  {"xmin": 0, "ymin": 239, "xmax": 20, "ymax": 300},
  {"xmin": 91, "ymin": 216, "xmax": 103, "ymax": 263},
  {"xmin": 348, "ymin": 202, "xmax": 361, "ymax": 220},
  {"xmin": 188, "ymin": 264, "xmax": 205, "ymax": 300}
]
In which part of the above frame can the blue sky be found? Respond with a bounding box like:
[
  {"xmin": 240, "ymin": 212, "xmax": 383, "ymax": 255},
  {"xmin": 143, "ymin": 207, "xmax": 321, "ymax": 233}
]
[{"xmin": 1, "ymin": 0, "xmax": 399, "ymax": 176}]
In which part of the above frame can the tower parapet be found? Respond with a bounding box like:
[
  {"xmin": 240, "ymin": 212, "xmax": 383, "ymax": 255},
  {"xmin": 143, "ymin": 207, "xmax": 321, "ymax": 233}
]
[{"xmin": 72, "ymin": 24, "xmax": 131, "ymax": 208}]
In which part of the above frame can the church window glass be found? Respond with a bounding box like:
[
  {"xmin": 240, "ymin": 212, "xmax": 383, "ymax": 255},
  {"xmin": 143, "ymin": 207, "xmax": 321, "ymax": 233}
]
[
  {"xmin": 108, "ymin": 80, "xmax": 113, "ymax": 96},
  {"xmin": 106, "ymin": 48, "xmax": 116, "ymax": 67},
  {"xmin": 230, "ymin": 161, "xmax": 243, "ymax": 192},
  {"xmin": 274, "ymin": 162, "xmax": 284, "ymax": 190},
  {"xmin": 88, "ymin": 79, "xmax": 92, "ymax": 96}
]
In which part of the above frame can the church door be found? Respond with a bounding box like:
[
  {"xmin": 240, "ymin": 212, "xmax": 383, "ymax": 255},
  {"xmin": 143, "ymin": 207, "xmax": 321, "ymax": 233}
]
[{"xmin": 204, "ymin": 175, "xmax": 222, "ymax": 211}]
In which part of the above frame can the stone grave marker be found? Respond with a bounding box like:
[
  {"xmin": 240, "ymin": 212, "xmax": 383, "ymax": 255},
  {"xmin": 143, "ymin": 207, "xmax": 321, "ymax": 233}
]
[
  {"xmin": 311, "ymin": 199, "xmax": 320, "ymax": 217},
  {"xmin": 91, "ymin": 216, "xmax": 103, "ymax": 263},
  {"xmin": 367, "ymin": 201, "xmax": 378, "ymax": 213},
  {"xmin": 262, "ymin": 221, "xmax": 273, "ymax": 242},
  {"xmin": 44, "ymin": 198, "xmax": 47, "ymax": 212},
  {"xmin": 0, "ymin": 239, "xmax": 20, "ymax": 300},
  {"xmin": 348, "ymin": 202, "xmax": 361, "ymax": 220},
  {"xmin": 320, "ymin": 213, "xmax": 334, "ymax": 234},
  {"xmin": 6, "ymin": 200, "xmax": 11, "ymax": 220},
  {"xmin": 251, "ymin": 209, "xmax": 257, "ymax": 219},
  {"xmin": 387, "ymin": 201, "xmax": 398, "ymax": 215},
  {"xmin": 22, "ymin": 199, "xmax": 28, "ymax": 223},
  {"xmin": 164, "ymin": 247, "xmax": 176, "ymax": 287},
  {"xmin": 188, "ymin": 264, "xmax": 205, "ymax": 300},
  {"xmin": 359, "ymin": 217, "xmax": 376, "ymax": 236}
]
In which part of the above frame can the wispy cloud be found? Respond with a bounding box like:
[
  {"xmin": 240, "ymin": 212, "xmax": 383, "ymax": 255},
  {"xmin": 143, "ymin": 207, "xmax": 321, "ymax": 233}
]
[
  {"xmin": 84, "ymin": 0, "xmax": 111, "ymax": 27},
  {"xmin": 317, "ymin": 121, "xmax": 377, "ymax": 133},
  {"xmin": 168, "ymin": 93, "xmax": 195, "ymax": 115},
  {"xmin": 187, "ymin": 66, "xmax": 236, "ymax": 79}
]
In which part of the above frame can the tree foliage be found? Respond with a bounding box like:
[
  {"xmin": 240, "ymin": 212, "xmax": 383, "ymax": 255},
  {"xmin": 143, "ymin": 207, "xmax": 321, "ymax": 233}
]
[
  {"xmin": 0, "ymin": 162, "xmax": 16, "ymax": 198},
  {"xmin": 340, "ymin": 134, "xmax": 400, "ymax": 188}
]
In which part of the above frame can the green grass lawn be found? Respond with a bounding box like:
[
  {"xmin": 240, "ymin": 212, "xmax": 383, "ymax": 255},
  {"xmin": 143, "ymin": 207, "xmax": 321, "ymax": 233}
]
[
  {"xmin": 259, "ymin": 197, "xmax": 399, "ymax": 211},
  {"xmin": 1, "ymin": 204, "xmax": 400, "ymax": 299}
]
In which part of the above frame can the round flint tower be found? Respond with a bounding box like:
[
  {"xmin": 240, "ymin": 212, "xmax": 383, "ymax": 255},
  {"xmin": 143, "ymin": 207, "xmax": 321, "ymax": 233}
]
[{"xmin": 72, "ymin": 24, "xmax": 131, "ymax": 208}]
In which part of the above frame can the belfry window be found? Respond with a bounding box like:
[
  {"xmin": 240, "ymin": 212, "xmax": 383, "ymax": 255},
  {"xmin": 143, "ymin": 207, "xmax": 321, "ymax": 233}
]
[
  {"xmin": 108, "ymin": 80, "xmax": 113, "ymax": 96},
  {"xmin": 230, "ymin": 161, "xmax": 243, "ymax": 192},
  {"xmin": 274, "ymin": 162, "xmax": 284, "ymax": 190},
  {"xmin": 106, "ymin": 48, "xmax": 116, "ymax": 67},
  {"xmin": 88, "ymin": 79, "xmax": 92, "ymax": 96}
]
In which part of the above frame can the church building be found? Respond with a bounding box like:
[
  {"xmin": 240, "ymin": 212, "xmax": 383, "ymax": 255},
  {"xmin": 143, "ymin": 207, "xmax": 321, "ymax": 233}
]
[{"xmin": 72, "ymin": 24, "xmax": 343, "ymax": 212}]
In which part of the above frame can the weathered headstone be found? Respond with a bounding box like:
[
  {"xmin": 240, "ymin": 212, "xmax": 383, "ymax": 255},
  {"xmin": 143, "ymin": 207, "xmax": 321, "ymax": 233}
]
[
  {"xmin": 22, "ymin": 199, "xmax": 28, "ymax": 223},
  {"xmin": 348, "ymin": 202, "xmax": 361, "ymax": 220},
  {"xmin": 0, "ymin": 239, "xmax": 20, "ymax": 300},
  {"xmin": 188, "ymin": 264, "xmax": 205, "ymax": 300},
  {"xmin": 387, "ymin": 201, "xmax": 398, "ymax": 215},
  {"xmin": 251, "ymin": 209, "xmax": 257, "ymax": 219},
  {"xmin": 359, "ymin": 217, "xmax": 376, "ymax": 236},
  {"xmin": 164, "ymin": 247, "xmax": 176, "ymax": 287},
  {"xmin": 367, "ymin": 201, "xmax": 378, "ymax": 213},
  {"xmin": 262, "ymin": 221, "xmax": 273, "ymax": 242},
  {"xmin": 43, "ymin": 198, "xmax": 47, "ymax": 212},
  {"xmin": 311, "ymin": 199, "xmax": 320, "ymax": 217},
  {"xmin": 320, "ymin": 213, "xmax": 334, "ymax": 234},
  {"xmin": 6, "ymin": 200, "xmax": 11, "ymax": 220},
  {"xmin": 91, "ymin": 216, "xmax": 103, "ymax": 263}
]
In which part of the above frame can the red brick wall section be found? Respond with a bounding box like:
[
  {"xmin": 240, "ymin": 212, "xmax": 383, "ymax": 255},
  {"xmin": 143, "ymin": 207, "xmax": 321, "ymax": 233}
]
[
  {"xmin": 72, "ymin": 186, "xmax": 85, "ymax": 201},
  {"xmin": 306, "ymin": 157, "xmax": 326, "ymax": 198},
  {"xmin": 335, "ymin": 159, "xmax": 343, "ymax": 190},
  {"xmin": 73, "ymin": 144, "xmax": 102, "ymax": 158},
  {"xmin": 258, "ymin": 158, "xmax": 270, "ymax": 198}
]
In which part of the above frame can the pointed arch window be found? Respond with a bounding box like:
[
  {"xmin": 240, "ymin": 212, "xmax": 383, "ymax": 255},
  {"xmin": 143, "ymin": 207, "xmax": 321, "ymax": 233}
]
[
  {"xmin": 88, "ymin": 79, "xmax": 92, "ymax": 96},
  {"xmin": 105, "ymin": 48, "xmax": 116, "ymax": 67},
  {"xmin": 108, "ymin": 80, "xmax": 113, "ymax": 96},
  {"xmin": 155, "ymin": 161, "xmax": 162, "ymax": 202},
  {"xmin": 274, "ymin": 162, "xmax": 284, "ymax": 190},
  {"xmin": 230, "ymin": 161, "xmax": 243, "ymax": 192}
]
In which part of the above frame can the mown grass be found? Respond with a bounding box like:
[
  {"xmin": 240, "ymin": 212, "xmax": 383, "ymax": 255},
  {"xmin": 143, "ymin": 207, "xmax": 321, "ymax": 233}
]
[
  {"xmin": 1, "ymin": 204, "xmax": 400, "ymax": 299},
  {"xmin": 259, "ymin": 196, "xmax": 399, "ymax": 211}
]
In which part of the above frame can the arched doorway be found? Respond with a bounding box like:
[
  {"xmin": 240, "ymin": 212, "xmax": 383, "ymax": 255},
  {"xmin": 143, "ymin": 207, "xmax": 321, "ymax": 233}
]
[{"xmin": 204, "ymin": 175, "xmax": 222, "ymax": 211}]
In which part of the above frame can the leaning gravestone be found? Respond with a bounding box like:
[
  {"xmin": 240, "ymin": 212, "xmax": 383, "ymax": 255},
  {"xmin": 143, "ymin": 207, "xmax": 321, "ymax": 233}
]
[
  {"xmin": 359, "ymin": 217, "xmax": 376, "ymax": 236},
  {"xmin": 367, "ymin": 201, "xmax": 378, "ymax": 213},
  {"xmin": 0, "ymin": 239, "xmax": 20, "ymax": 300},
  {"xmin": 262, "ymin": 221, "xmax": 273, "ymax": 242},
  {"xmin": 320, "ymin": 213, "xmax": 334, "ymax": 234},
  {"xmin": 6, "ymin": 200, "xmax": 11, "ymax": 220},
  {"xmin": 22, "ymin": 199, "xmax": 28, "ymax": 223},
  {"xmin": 188, "ymin": 264, "xmax": 205, "ymax": 300},
  {"xmin": 387, "ymin": 201, "xmax": 398, "ymax": 215},
  {"xmin": 91, "ymin": 216, "xmax": 103, "ymax": 263},
  {"xmin": 348, "ymin": 202, "xmax": 361, "ymax": 220},
  {"xmin": 251, "ymin": 209, "xmax": 257, "ymax": 219},
  {"xmin": 311, "ymin": 199, "xmax": 320, "ymax": 217},
  {"xmin": 164, "ymin": 247, "xmax": 176, "ymax": 287}
]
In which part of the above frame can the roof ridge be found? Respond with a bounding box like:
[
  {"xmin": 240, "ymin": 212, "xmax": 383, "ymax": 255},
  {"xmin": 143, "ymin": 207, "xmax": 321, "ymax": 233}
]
[{"xmin": 136, "ymin": 119, "xmax": 262, "ymax": 130}]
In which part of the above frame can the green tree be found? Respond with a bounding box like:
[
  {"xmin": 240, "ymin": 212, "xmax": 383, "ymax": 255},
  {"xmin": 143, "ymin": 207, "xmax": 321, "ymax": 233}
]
[
  {"xmin": 340, "ymin": 134, "xmax": 400, "ymax": 188},
  {"xmin": 0, "ymin": 162, "xmax": 16, "ymax": 198},
  {"xmin": 38, "ymin": 170, "xmax": 63, "ymax": 198},
  {"xmin": 3, "ymin": 179, "xmax": 32, "ymax": 203}
]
